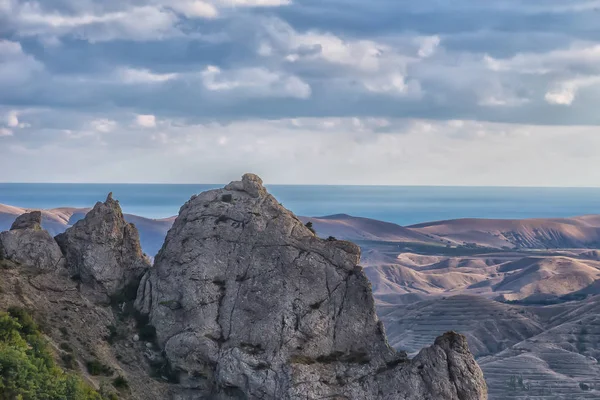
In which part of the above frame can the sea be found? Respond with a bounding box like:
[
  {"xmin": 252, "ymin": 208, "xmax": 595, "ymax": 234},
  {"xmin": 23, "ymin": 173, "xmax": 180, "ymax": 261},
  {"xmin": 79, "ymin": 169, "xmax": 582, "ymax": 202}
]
[{"xmin": 2, "ymin": 184, "xmax": 600, "ymax": 226}]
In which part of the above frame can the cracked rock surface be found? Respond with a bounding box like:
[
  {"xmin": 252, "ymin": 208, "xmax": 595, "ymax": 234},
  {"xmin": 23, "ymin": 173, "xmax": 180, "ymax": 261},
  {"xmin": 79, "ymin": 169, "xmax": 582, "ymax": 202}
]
[
  {"xmin": 56, "ymin": 193, "xmax": 150, "ymax": 301},
  {"xmin": 136, "ymin": 174, "xmax": 487, "ymax": 399},
  {"xmin": 0, "ymin": 211, "xmax": 66, "ymax": 271}
]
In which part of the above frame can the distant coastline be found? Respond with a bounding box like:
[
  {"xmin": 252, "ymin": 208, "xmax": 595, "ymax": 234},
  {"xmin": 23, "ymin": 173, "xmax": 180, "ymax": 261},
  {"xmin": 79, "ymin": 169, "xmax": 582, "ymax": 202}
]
[{"xmin": 3, "ymin": 183, "xmax": 600, "ymax": 225}]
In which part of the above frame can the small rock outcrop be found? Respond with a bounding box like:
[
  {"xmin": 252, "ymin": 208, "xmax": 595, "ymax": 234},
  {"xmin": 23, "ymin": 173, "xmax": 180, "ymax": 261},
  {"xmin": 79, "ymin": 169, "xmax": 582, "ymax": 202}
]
[
  {"xmin": 56, "ymin": 193, "xmax": 150, "ymax": 301},
  {"xmin": 11, "ymin": 210, "xmax": 43, "ymax": 230},
  {"xmin": 136, "ymin": 174, "xmax": 487, "ymax": 399},
  {"xmin": 0, "ymin": 211, "xmax": 65, "ymax": 271}
]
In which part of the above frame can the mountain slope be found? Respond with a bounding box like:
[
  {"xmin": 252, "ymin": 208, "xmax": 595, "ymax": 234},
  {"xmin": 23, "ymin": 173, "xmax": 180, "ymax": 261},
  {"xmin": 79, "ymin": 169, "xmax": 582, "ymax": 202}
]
[
  {"xmin": 300, "ymin": 214, "xmax": 451, "ymax": 244},
  {"xmin": 478, "ymin": 296, "xmax": 600, "ymax": 399},
  {"xmin": 410, "ymin": 217, "xmax": 600, "ymax": 249},
  {"xmin": 493, "ymin": 257, "xmax": 600, "ymax": 301}
]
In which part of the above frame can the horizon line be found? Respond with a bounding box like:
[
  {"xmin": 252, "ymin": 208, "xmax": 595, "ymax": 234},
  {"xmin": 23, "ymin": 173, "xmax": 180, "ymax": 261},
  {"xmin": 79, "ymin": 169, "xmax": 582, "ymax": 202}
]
[{"xmin": 2, "ymin": 182, "xmax": 600, "ymax": 189}]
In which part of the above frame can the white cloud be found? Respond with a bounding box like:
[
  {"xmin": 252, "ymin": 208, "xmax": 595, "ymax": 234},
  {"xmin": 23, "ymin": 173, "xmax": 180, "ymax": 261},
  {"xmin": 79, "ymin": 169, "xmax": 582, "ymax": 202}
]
[
  {"xmin": 0, "ymin": 128, "xmax": 12, "ymax": 137},
  {"xmin": 545, "ymin": 88, "xmax": 575, "ymax": 105},
  {"xmin": 260, "ymin": 19, "xmax": 425, "ymax": 97},
  {"xmin": 545, "ymin": 76, "xmax": 600, "ymax": 106},
  {"xmin": 91, "ymin": 119, "xmax": 117, "ymax": 133},
  {"xmin": 485, "ymin": 44, "xmax": 600, "ymax": 75},
  {"xmin": 479, "ymin": 96, "xmax": 530, "ymax": 107},
  {"xmin": 3, "ymin": 0, "xmax": 293, "ymax": 43},
  {"xmin": 9, "ymin": 4, "xmax": 180, "ymax": 42},
  {"xmin": 417, "ymin": 36, "xmax": 441, "ymax": 58},
  {"xmin": 6, "ymin": 111, "xmax": 19, "ymax": 128},
  {"xmin": 0, "ymin": 40, "xmax": 43, "ymax": 85},
  {"xmin": 7, "ymin": 116, "xmax": 600, "ymax": 186},
  {"xmin": 118, "ymin": 67, "xmax": 178, "ymax": 84},
  {"xmin": 201, "ymin": 65, "xmax": 311, "ymax": 99},
  {"xmin": 169, "ymin": 1, "xmax": 218, "ymax": 18},
  {"xmin": 136, "ymin": 114, "xmax": 157, "ymax": 128},
  {"xmin": 363, "ymin": 73, "xmax": 421, "ymax": 96},
  {"xmin": 281, "ymin": 30, "xmax": 385, "ymax": 72}
]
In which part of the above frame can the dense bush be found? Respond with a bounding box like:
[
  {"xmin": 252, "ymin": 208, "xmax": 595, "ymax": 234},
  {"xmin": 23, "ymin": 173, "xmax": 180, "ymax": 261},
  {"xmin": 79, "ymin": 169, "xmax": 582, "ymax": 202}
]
[
  {"xmin": 0, "ymin": 308, "xmax": 103, "ymax": 400},
  {"xmin": 305, "ymin": 222, "xmax": 316, "ymax": 234},
  {"xmin": 112, "ymin": 376, "xmax": 129, "ymax": 390},
  {"xmin": 86, "ymin": 359, "xmax": 113, "ymax": 376}
]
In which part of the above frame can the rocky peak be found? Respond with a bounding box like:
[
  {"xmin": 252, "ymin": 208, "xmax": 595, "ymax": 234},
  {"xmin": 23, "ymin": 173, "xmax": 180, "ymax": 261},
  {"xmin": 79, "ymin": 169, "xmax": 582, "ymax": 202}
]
[
  {"xmin": 135, "ymin": 174, "xmax": 487, "ymax": 399},
  {"xmin": 0, "ymin": 211, "xmax": 65, "ymax": 271},
  {"xmin": 56, "ymin": 194, "xmax": 150, "ymax": 302},
  {"xmin": 10, "ymin": 210, "xmax": 42, "ymax": 231}
]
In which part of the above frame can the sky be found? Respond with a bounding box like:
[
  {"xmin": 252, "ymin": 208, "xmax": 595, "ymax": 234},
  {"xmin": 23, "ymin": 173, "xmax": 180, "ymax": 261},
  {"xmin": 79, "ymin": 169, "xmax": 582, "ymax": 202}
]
[{"xmin": 1, "ymin": 0, "xmax": 600, "ymax": 185}]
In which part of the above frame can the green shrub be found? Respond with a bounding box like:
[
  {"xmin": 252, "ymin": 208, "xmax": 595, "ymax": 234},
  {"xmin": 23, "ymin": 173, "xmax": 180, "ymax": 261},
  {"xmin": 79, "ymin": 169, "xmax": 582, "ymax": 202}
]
[
  {"xmin": 305, "ymin": 222, "xmax": 316, "ymax": 234},
  {"xmin": 60, "ymin": 342, "xmax": 73, "ymax": 353},
  {"xmin": 59, "ymin": 326, "xmax": 69, "ymax": 337},
  {"xmin": 61, "ymin": 353, "xmax": 77, "ymax": 370},
  {"xmin": 86, "ymin": 359, "xmax": 113, "ymax": 376},
  {"xmin": 0, "ymin": 310, "xmax": 102, "ymax": 399},
  {"xmin": 7, "ymin": 307, "xmax": 38, "ymax": 336},
  {"xmin": 105, "ymin": 325, "xmax": 119, "ymax": 344},
  {"xmin": 113, "ymin": 376, "xmax": 129, "ymax": 390}
]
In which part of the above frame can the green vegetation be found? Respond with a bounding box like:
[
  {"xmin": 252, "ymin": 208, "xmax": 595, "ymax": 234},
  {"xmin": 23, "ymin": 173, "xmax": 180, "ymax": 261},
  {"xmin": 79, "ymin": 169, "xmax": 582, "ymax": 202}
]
[
  {"xmin": 86, "ymin": 359, "xmax": 113, "ymax": 376},
  {"xmin": 0, "ymin": 307, "xmax": 103, "ymax": 399},
  {"xmin": 112, "ymin": 376, "xmax": 129, "ymax": 390},
  {"xmin": 105, "ymin": 325, "xmax": 119, "ymax": 344},
  {"xmin": 305, "ymin": 222, "xmax": 316, "ymax": 234},
  {"xmin": 60, "ymin": 342, "xmax": 73, "ymax": 353}
]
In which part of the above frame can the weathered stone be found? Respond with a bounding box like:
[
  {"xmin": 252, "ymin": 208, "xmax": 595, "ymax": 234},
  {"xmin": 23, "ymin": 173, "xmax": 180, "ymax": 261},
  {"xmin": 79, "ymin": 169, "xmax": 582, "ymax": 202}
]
[
  {"xmin": 56, "ymin": 193, "xmax": 150, "ymax": 301},
  {"xmin": 0, "ymin": 211, "xmax": 65, "ymax": 271},
  {"xmin": 136, "ymin": 174, "xmax": 487, "ymax": 399},
  {"xmin": 10, "ymin": 210, "xmax": 42, "ymax": 230}
]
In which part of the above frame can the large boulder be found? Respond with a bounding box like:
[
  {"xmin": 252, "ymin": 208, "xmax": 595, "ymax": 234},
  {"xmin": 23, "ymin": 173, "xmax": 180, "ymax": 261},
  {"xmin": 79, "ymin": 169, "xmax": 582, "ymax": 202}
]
[
  {"xmin": 136, "ymin": 174, "xmax": 487, "ymax": 399},
  {"xmin": 0, "ymin": 211, "xmax": 65, "ymax": 271},
  {"xmin": 56, "ymin": 193, "xmax": 150, "ymax": 301}
]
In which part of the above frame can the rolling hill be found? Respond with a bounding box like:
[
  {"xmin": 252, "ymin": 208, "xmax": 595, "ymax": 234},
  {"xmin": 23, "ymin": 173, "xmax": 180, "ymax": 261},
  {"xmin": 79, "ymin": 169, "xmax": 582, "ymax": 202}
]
[{"xmin": 410, "ymin": 216, "xmax": 600, "ymax": 249}]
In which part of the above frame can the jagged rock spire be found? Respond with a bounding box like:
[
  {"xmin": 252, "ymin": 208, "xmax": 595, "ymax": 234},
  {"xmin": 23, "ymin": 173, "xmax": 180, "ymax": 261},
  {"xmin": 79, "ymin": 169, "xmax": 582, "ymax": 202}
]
[
  {"xmin": 135, "ymin": 174, "xmax": 487, "ymax": 399},
  {"xmin": 56, "ymin": 194, "xmax": 150, "ymax": 303}
]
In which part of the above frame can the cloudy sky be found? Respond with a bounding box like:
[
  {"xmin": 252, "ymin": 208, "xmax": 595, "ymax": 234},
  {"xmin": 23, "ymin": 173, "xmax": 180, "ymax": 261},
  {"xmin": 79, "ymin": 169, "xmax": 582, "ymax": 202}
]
[{"xmin": 1, "ymin": 0, "xmax": 600, "ymax": 185}]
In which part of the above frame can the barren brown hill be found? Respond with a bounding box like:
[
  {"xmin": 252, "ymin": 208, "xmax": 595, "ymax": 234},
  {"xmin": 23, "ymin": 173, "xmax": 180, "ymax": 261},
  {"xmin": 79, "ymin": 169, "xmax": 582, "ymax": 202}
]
[
  {"xmin": 478, "ymin": 295, "xmax": 600, "ymax": 399},
  {"xmin": 493, "ymin": 257, "xmax": 600, "ymax": 301},
  {"xmin": 300, "ymin": 214, "xmax": 452, "ymax": 244},
  {"xmin": 410, "ymin": 217, "xmax": 600, "ymax": 249},
  {"xmin": 378, "ymin": 295, "xmax": 543, "ymax": 358}
]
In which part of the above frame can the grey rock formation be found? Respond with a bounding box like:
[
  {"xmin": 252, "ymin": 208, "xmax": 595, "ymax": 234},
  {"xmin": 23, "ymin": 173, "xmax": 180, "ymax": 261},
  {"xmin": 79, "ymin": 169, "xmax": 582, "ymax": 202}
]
[
  {"xmin": 11, "ymin": 210, "xmax": 43, "ymax": 230},
  {"xmin": 0, "ymin": 211, "xmax": 65, "ymax": 271},
  {"xmin": 136, "ymin": 174, "xmax": 487, "ymax": 399},
  {"xmin": 56, "ymin": 193, "xmax": 150, "ymax": 301}
]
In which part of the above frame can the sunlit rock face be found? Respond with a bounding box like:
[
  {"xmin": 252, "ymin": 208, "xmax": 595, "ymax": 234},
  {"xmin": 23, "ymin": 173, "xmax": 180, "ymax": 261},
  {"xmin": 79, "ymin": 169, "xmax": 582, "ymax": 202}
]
[
  {"xmin": 136, "ymin": 174, "xmax": 487, "ymax": 400},
  {"xmin": 56, "ymin": 193, "xmax": 150, "ymax": 302},
  {"xmin": 0, "ymin": 211, "xmax": 66, "ymax": 272}
]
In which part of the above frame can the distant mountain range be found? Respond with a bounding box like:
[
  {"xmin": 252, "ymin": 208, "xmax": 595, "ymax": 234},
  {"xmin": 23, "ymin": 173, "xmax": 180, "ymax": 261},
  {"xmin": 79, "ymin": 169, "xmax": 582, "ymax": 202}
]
[{"xmin": 5, "ymin": 204, "xmax": 600, "ymax": 256}]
